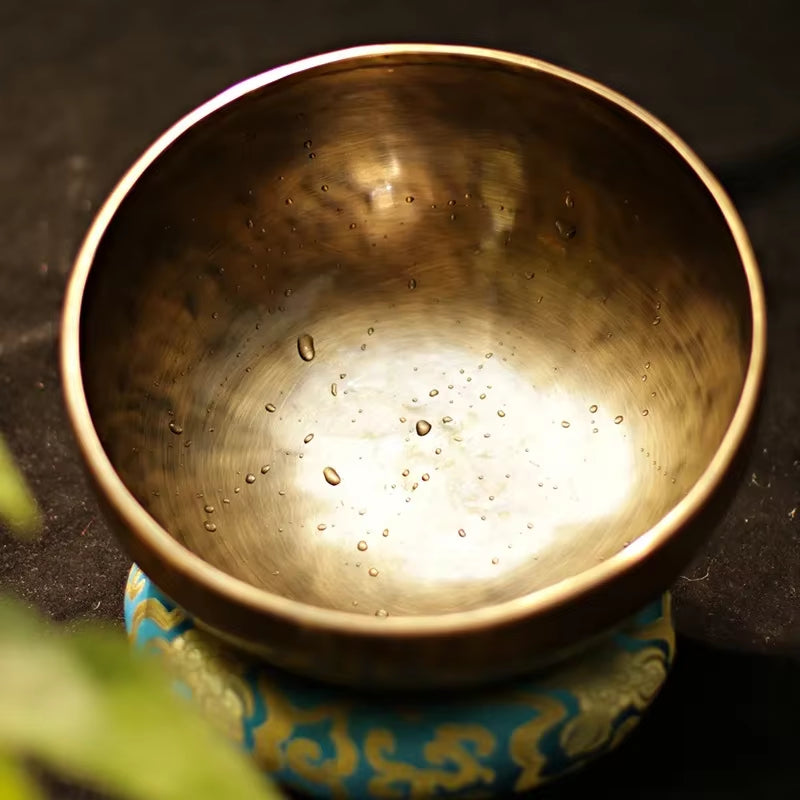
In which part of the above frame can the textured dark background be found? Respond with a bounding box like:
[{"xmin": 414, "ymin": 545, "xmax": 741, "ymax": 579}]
[{"xmin": 1, "ymin": 1, "xmax": 799, "ymax": 797}]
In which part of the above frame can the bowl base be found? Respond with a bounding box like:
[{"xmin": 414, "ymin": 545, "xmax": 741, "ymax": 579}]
[{"xmin": 124, "ymin": 564, "xmax": 673, "ymax": 798}]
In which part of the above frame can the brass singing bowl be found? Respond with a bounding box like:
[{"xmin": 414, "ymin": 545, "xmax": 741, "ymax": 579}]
[{"xmin": 62, "ymin": 45, "xmax": 765, "ymax": 689}]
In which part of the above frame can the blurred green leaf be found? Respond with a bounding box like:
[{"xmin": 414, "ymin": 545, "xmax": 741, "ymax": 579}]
[
  {"xmin": 0, "ymin": 753, "xmax": 43, "ymax": 800},
  {"xmin": 0, "ymin": 600, "xmax": 283, "ymax": 800},
  {"xmin": 0, "ymin": 437, "xmax": 40, "ymax": 538}
]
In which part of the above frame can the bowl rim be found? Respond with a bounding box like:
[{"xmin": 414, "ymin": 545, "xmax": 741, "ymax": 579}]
[{"xmin": 61, "ymin": 43, "xmax": 766, "ymax": 638}]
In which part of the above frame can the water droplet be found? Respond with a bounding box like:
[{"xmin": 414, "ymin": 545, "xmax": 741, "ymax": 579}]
[
  {"xmin": 524, "ymin": 271, "xmax": 534, "ymax": 280},
  {"xmin": 244, "ymin": 473, "xmax": 255, "ymax": 484},
  {"xmin": 652, "ymin": 316, "xmax": 661, "ymax": 326},
  {"xmin": 592, "ymin": 427, "xmax": 598, "ymax": 433},
  {"xmin": 360, "ymin": 343, "xmax": 367, "ymax": 351},
  {"xmin": 399, "ymin": 416, "xmax": 407, "ymax": 424},
  {"xmin": 317, "ymin": 523, "xmax": 327, "ymax": 531},
  {"xmin": 415, "ymin": 419, "xmax": 431, "ymax": 436},
  {"xmin": 265, "ymin": 403, "xmax": 277, "ymax": 413},
  {"xmin": 442, "ymin": 415, "xmax": 453, "ymax": 424},
  {"xmin": 407, "ymin": 278, "xmax": 417, "ymax": 290},
  {"xmin": 589, "ymin": 404, "xmax": 598, "ymax": 413},
  {"xmin": 303, "ymin": 139, "xmax": 312, "ymax": 149},
  {"xmin": 222, "ymin": 497, "xmax": 230, "ymax": 504},
  {"xmin": 168, "ymin": 422, "xmax": 183, "ymax": 435},
  {"xmin": 382, "ymin": 528, "xmax": 389, "ymax": 537},
  {"xmin": 650, "ymin": 391, "xmax": 656, "ymax": 398},
  {"xmin": 323, "ymin": 466, "xmax": 341, "ymax": 486},
  {"xmin": 483, "ymin": 433, "xmax": 491, "ymax": 438},
  {"xmin": 564, "ymin": 192, "xmax": 574, "ymax": 208},
  {"xmin": 204, "ymin": 521, "xmax": 217, "ymax": 532},
  {"xmin": 485, "ymin": 352, "xmax": 493, "ymax": 359},
  {"xmin": 527, "ymin": 522, "xmax": 534, "ymax": 529},
  {"xmin": 491, "ymin": 557, "xmax": 499, "ymax": 565},
  {"xmin": 458, "ymin": 528, "xmax": 467, "ymax": 538},
  {"xmin": 655, "ymin": 301, "xmax": 662, "ymax": 310},
  {"xmin": 357, "ymin": 540, "xmax": 368, "ymax": 551},
  {"xmin": 367, "ymin": 326, "xmax": 375, "ymax": 336},
  {"xmin": 555, "ymin": 220, "xmax": 576, "ymax": 239},
  {"xmin": 278, "ymin": 489, "xmax": 285, "ymax": 496},
  {"xmin": 321, "ymin": 184, "xmax": 329, "ymax": 192},
  {"xmin": 368, "ymin": 567, "xmax": 379, "ymax": 577},
  {"xmin": 297, "ymin": 333, "xmax": 315, "ymax": 361},
  {"xmin": 645, "ymin": 361, "xmax": 651, "ymax": 369},
  {"xmin": 405, "ymin": 195, "xmax": 414, "ymax": 203},
  {"xmin": 211, "ymin": 311, "xmax": 219, "ymax": 319},
  {"xmin": 421, "ymin": 473, "xmax": 430, "ymax": 482},
  {"xmin": 304, "ymin": 433, "xmax": 314, "ymax": 444},
  {"xmin": 261, "ymin": 464, "xmax": 270, "ymax": 474},
  {"xmin": 429, "ymin": 388, "xmax": 439, "ymax": 397},
  {"xmin": 285, "ymin": 197, "xmax": 293, "ymax": 205},
  {"xmin": 614, "ymin": 415, "xmax": 624, "ymax": 424},
  {"xmin": 479, "ymin": 393, "xmax": 486, "ymax": 400},
  {"xmin": 642, "ymin": 409, "xmax": 650, "ymax": 416},
  {"xmin": 375, "ymin": 608, "xmax": 388, "ymax": 617},
  {"xmin": 204, "ymin": 504, "xmax": 215, "ymax": 514},
  {"xmin": 434, "ymin": 447, "xmax": 442, "ymax": 454},
  {"xmin": 308, "ymin": 152, "xmax": 316, "ymax": 159},
  {"xmin": 561, "ymin": 420, "xmax": 571, "ymax": 428}
]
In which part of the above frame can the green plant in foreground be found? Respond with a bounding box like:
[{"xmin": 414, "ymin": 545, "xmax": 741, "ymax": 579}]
[{"xmin": 0, "ymin": 437, "xmax": 284, "ymax": 800}]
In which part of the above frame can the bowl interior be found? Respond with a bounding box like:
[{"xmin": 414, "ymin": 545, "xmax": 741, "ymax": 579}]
[{"xmin": 80, "ymin": 53, "xmax": 753, "ymax": 618}]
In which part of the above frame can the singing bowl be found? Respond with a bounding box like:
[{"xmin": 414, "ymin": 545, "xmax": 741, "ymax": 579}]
[{"xmin": 62, "ymin": 44, "xmax": 765, "ymax": 689}]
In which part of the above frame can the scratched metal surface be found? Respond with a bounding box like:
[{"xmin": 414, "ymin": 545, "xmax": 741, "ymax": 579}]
[{"xmin": 1, "ymin": 1, "xmax": 798, "ymax": 797}]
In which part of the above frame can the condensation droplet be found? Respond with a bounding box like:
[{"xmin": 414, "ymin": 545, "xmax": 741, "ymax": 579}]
[
  {"xmin": 304, "ymin": 433, "xmax": 314, "ymax": 444},
  {"xmin": 555, "ymin": 219, "xmax": 576, "ymax": 239},
  {"xmin": 357, "ymin": 540, "xmax": 368, "ymax": 551},
  {"xmin": 382, "ymin": 528, "xmax": 389, "ymax": 537},
  {"xmin": 458, "ymin": 528, "xmax": 467, "ymax": 537},
  {"xmin": 261, "ymin": 464, "xmax": 270, "ymax": 474},
  {"xmin": 331, "ymin": 382, "xmax": 338, "ymax": 397},
  {"xmin": 527, "ymin": 522, "xmax": 534, "ymax": 529},
  {"xmin": 589, "ymin": 404, "xmax": 598, "ymax": 413},
  {"xmin": 297, "ymin": 333, "xmax": 315, "ymax": 361},
  {"xmin": 491, "ymin": 557, "xmax": 499, "ymax": 565},
  {"xmin": 524, "ymin": 271, "xmax": 534, "ymax": 280},
  {"xmin": 421, "ymin": 473, "xmax": 430, "ymax": 481},
  {"xmin": 614, "ymin": 415, "xmax": 624, "ymax": 424},
  {"xmin": 561, "ymin": 420, "xmax": 571, "ymax": 428},
  {"xmin": 652, "ymin": 316, "xmax": 662, "ymax": 326},
  {"xmin": 211, "ymin": 311, "xmax": 219, "ymax": 319},
  {"xmin": 642, "ymin": 409, "xmax": 650, "ymax": 416},
  {"xmin": 415, "ymin": 419, "xmax": 431, "ymax": 436},
  {"xmin": 368, "ymin": 567, "xmax": 378, "ymax": 577},
  {"xmin": 285, "ymin": 197, "xmax": 293, "ymax": 205},
  {"xmin": 399, "ymin": 416, "xmax": 407, "ymax": 424},
  {"xmin": 408, "ymin": 278, "xmax": 417, "ymax": 290},
  {"xmin": 265, "ymin": 403, "xmax": 277, "ymax": 413},
  {"xmin": 168, "ymin": 422, "xmax": 183, "ymax": 435},
  {"xmin": 479, "ymin": 393, "xmax": 487, "ymax": 400},
  {"xmin": 435, "ymin": 447, "xmax": 442, "ymax": 455},
  {"xmin": 245, "ymin": 473, "xmax": 256, "ymax": 484},
  {"xmin": 321, "ymin": 184, "xmax": 329, "ymax": 192},
  {"xmin": 303, "ymin": 139, "xmax": 312, "ymax": 149},
  {"xmin": 564, "ymin": 191, "xmax": 575, "ymax": 208},
  {"xmin": 405, "ymin": 195, "xmax": 414, "ymax": 203},
  {"xmin": 323, "ymin": 466, "xmax": 341, "ymax": 486},
  {"xmin": 349, "ymin": 222, "xmax": 357, "ymax": 230},
  {"xmin": 204, "ymin": 521, "xmax": 217, "ymax": 532},
  {"xmin": 429, "ymin": 388, "xmax": 439, "ymax": 397},
  {"xmin": 442, "ymin": 415, "xmax": 453, "ymax": 424},
  {"xmin": 360, "ymin": 343, "xmax": 367, "ymax": 351},
  {"xmin": 375, "ymin": 609, "xmax": 388, "ymax": 617}
]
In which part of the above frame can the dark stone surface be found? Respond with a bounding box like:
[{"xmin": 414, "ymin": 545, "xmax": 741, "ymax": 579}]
[{"xmin": 1, "ymin": 1, "xmax": 798, "ymax": 796}]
